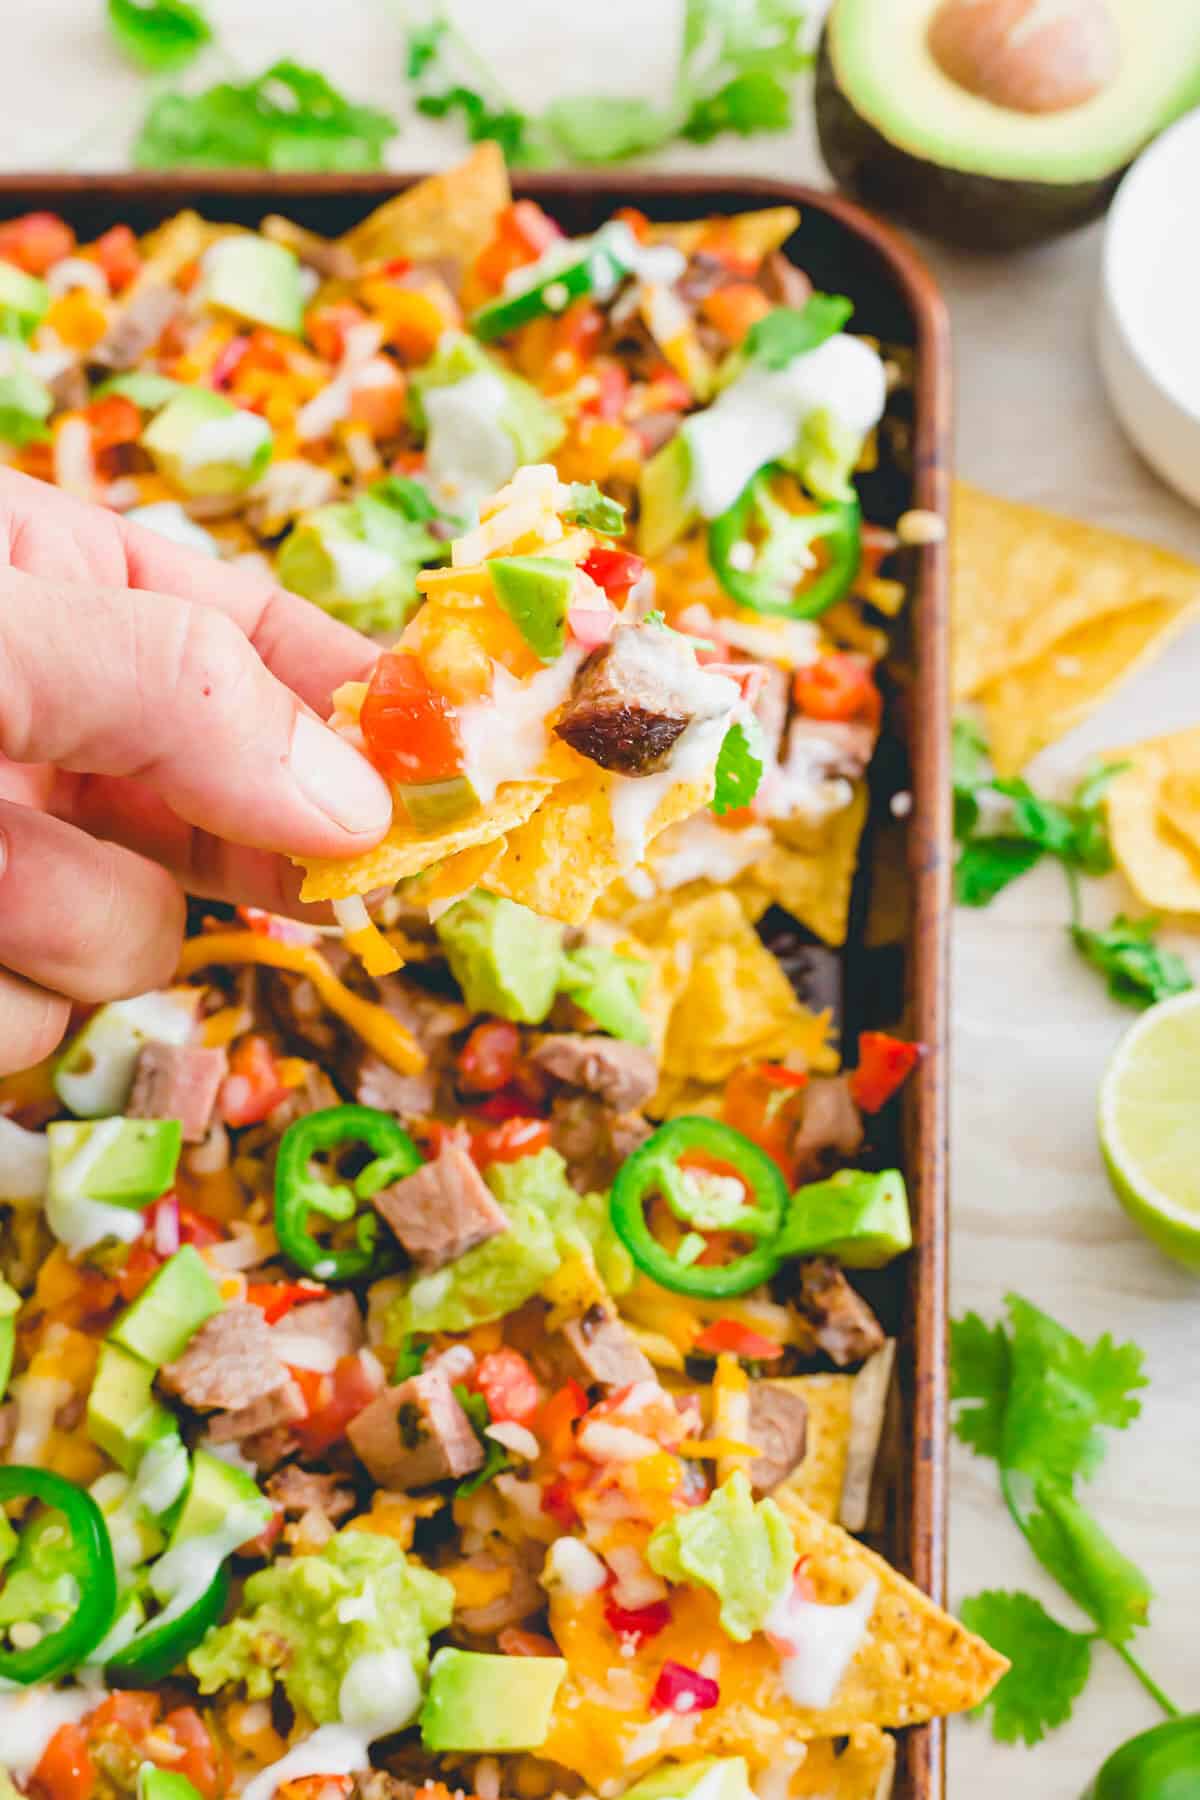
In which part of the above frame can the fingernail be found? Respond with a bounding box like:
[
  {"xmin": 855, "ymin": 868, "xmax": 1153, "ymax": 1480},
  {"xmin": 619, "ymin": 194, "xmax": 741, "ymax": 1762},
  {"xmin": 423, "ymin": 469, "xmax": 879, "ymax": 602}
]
[{"xmin": 288, "ymin": 714, "xmax": 392, "ymax": 837}]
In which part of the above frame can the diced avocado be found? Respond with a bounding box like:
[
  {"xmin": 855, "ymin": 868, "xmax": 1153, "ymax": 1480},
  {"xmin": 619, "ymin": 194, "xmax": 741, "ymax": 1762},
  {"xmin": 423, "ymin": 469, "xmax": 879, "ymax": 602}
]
[
  {"xmin": 637, "ymin": 430, "xmax": 695, "ymax": 556},
  {"xmin": 47, "ymin": 1117, "xmax": 181, "ymax": 1211},
  {"xmin": 55, "ymin": 988, "xmax": 196, "ymax": 1118},
  {"xmin": 0, "ymin": 260, "xmax": 49, "ymax": 338},
  {"xmin": 817, "ymin": 0, "xmax": 1200, "ymax": 250},
  {"xmin": 169, "ymin": 1446, "xmax": 269, "ymax": 1548},
  {"xmin": 98, "ymin": 370, "xmax": 184, "ymax": 410},
  {"xmin": 277, "ymin": 479, "xmax": 446, "ymax": 637},
  {"xmin": 435, "ymin": 890, "xmax": 563, "ymax": 1024},
  {"xmin": 138, "ymin": 1770, "xmax": 204, "ymax": 1800},
  {"xmin": 0, "ymin": 1280, "xmax": 18, "ymax": 1405},
  {"xmin": 109, "ymin": 1246, "xmax": 221, "ymax": 1367},
  {"xmin": 776, "ymin": 1167, "xmax": 912, "ymax": 1268},
  {"xmin": 490, "ymin": 556, "xmax": 573, "ymax": 662},
  {"xmin": 397, "ymin": 775, "xmax": 480, "ymax": 832},
  {"xmin": 0, "ymin": 365, "xmax": 52, "ymax": 448},
  {"xmin": 142, "ymin": 386, "xmax": 273, "ymax": 497},
  {"xmin": 87, "ymin": 1341, "xmax": 178, "ymax": 1472},
  {"xmin": 557, "ymin": 944, "xmax": 650, "ymax": 1044},
  {"xmin": 621, "ymin": 1760, "xmax": 756, "ymax": 1800},
  {"xmin": 419, "ymin": 1647, "xmax": 567, "ymax": 1751},
  {"xmin": 201, "ymin": 234, "xmax": 304, "ymax": 335},
  {"xmin": 409, "ymin": 334, "xmax": 564, "ymax": 510}
]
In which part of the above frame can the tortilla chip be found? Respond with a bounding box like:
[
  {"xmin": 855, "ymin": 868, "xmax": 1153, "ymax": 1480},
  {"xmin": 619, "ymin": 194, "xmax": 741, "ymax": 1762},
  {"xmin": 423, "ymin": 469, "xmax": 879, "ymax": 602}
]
[
  {"xmin": 951, "ymin": 481, "xmax": 1200, "ymax": 702},
  {"xmin": 1106, "ymin": 726, "xmax": 1200, "ymax": 917},
  {"xmin": 746, "ymin": 786, "xmax": 870, "ymax": 946},
  {"xmin": 792, "ymin": 1729, "xmax": 895, "ymax": 1799},
  {"xmin": 978, "ymin": 596, "xmax": 1196, "ymax": 776},
  {"xmin": 649, "ymin": 206, "xmax": 799, "ymax": 262},
  {"xmin": 768, "ymin": 1375, "xmax": 856, "ymax": 1521},
  {"xmin": 339, "ymin": 143, "xmax": 510, "ymax": 270},
  {"xmin": 297, "ymin": 780, "xmax": 552, "ymax": 903},
  {"xmin": 543, "ymin": 1495, "xmax": 1006, "ymax": 1784},
  {"xmin": 481, "ymin": 770, "xmax": 713, "ymax": 927},
  {"xmin": 402, "ymin": 839, "xmax": 506, "ymax": 910}
]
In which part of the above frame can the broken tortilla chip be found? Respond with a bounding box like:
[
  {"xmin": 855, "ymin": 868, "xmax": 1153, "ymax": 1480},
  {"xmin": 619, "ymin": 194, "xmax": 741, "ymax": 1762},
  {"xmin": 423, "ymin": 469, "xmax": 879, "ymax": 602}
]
[
  {"xmin": 542, "ymin": 1492, "xmax": 1006, "ymax": 1785},
  {"xmin": 792, "ymin": 1728, "xmax": 895, "ymax": 1799},
  {"xmin": 1106, "ymin": 726, "xmax": 1200, "ymax": 917},
  {"xmin": 978, "ymin": 596, "xmax": 1196, "ymax": 776},
  {"xmin": 746, "ymin": 786, "xmax": 870, "ymax": 946},
  {"xmin": 771, "ymin": 1374, "xmax": 856, "ymax": 1521},
  {"xmin": 951, "ymin": 481, "xmax": 1200, "ymax": 703},
  {"xmin": 649, "ymin": 206, "xmax": 799, "ymax": 263},
  {"xmin": 339, "ymin": 143, "xmax": 510, "ymax": 275}
]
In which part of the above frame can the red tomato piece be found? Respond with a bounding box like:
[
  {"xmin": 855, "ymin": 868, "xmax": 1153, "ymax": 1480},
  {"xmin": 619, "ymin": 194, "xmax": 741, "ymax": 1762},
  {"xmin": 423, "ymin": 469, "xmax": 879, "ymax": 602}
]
[
  {"xmin": 117, "ymin": 1239, "xmax": 164, "ymax": 1303},
  {"xmin": 84, "ymin": 394, "xmax": 142, "ymax": 453},
  {"xmin": 793, "ymin": 652, "xmax": 882, "ymax": 728},
  {"xmin": 583, "ymin": 359, "xmax": 630, "ymax": 421},
  {"xmin": 552, "ymin": 300, "xmax": 604, "ymax": 361},
  {"xmin": 361, "ymin": 651, "xmax": 463, "ymax": 785},
  {"xmin": 209, "ymin": 334, "xmax": 251, "ymax": 390},
  {"xmin": 848, "ymin": 1031, "xmax": 923, "ymax": 1113},
  {"xmin": 293, "ymin": 1353, "xmax": 383, "ymax": 1455},
  {"xmin": 177, "ymin": 1205, "xmax": 226, "ymax": 1248},
  {"xmin": 605, "ymin": 1595, "xmax": 672, "ymax": 1646},
  {"xmin": 612, "ymin": 206, "xmax": 651, "ymax": 243},
  {"xmin": 537, "ymin": 1378, "xmax": 588, "ymax": 1457},
  {"xmin": 758, "ymin": 1064, "xmax": 809, "ymax": 1089},
  {"xmin": 30, "ymin": 1723, "xmax": 94, "ymax": 1800},
  {"xmin": 649, "ymin": 1660, "xmax": 720, "ymax": 1714},
  {"xmin": 457, "ymin": 1019, "xmax": 520, "ymax": 1093},
  {"xmin": 0, "ymin": 211, "xmax": 74, "ymax": 275},
  {"xmin": 471, "ymin": 1116, "xmax": 551, "ymax": 1166},
  {"xmin": 475, "ymin": 200, "xmax": 563, "ymax": 293},
  {"xmin": 472, "ymin": 1347, "xmax": 540, "ymax": 1425},
  {"xmin": 473, "ymin": 1086, "xmax": 540, "ymax": 1124},
  {"xmin": 89, "ymin": 1691, "xmax": 161, "ymax": 1734},
  {"xmin": 220, "ymin": 1034, "xmax": 291, "ymax": 1128},
  {"xmin": 160, "ymin": 1708, "xmax": 233, "ymax": 1800},
  {"xmin": 237, "ymin": 1506, "xmax": 284, "ymax": 1559},
  {"xmin": 306, "ymin": 300, "xmax": 369, "ymax": 362},
  {"xmin": 90, "ymin": 224, "xmax": 140, "ymax": 292},
  {"xmin": 693, "ymin": 1319, "xmax": 785, "ymax": 1361},
  {"xmin": 540, "ymin": 1475, "xmax": 579, "ymax": 1529},
  {"xmin": 721, "ymin": 1064, "xmax": 804, "ymax": 1183},
  {"xmin": 245, "ymin": 1279, "xmax": 328, "ymax": 1324},
  {"xmin": 580, "ymin": 545, "xmax": 646, "ymax": 600}
]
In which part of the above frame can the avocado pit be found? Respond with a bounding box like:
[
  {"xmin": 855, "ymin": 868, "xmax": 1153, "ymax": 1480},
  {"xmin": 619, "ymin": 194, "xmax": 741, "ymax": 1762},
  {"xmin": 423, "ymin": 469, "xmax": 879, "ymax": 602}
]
[{"xmin": 927, "ymin": 0, "xmax": 1120, "ymax": 115}]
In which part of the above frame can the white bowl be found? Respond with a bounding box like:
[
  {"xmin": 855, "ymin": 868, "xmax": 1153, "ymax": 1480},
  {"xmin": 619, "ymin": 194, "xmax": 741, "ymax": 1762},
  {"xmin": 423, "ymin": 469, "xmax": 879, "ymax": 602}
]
[{"xmin": 1098, "ymin": 104, "xmax": 1200, "ymax": 508}]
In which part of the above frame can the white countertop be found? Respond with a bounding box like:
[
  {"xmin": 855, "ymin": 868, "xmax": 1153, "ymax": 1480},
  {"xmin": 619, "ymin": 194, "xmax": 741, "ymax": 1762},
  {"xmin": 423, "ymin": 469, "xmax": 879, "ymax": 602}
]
[{"xmin": 4, "ymin": 2, "xmax": 1199, "ymax": 1792}]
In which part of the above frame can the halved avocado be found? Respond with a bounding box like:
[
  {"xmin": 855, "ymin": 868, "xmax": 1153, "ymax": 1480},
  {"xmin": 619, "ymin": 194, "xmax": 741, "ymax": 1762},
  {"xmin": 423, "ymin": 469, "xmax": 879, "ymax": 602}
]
[{"xmin": 817, "ymin": 0, "xmax": 1200, "ymax": 249}]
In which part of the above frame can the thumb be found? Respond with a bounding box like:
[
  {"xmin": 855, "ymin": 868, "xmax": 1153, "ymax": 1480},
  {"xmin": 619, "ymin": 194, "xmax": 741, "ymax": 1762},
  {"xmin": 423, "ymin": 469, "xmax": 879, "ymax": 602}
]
[{"xmin": 0, "ymin": 568, "xmax": 392, "ymax": 858}]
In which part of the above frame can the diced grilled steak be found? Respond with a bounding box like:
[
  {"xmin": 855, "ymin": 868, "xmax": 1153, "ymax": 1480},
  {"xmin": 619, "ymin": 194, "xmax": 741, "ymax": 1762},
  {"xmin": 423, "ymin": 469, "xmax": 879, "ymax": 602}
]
[
  {"xmin": 265, "ymin": 1465, "xmax": 356, "ymax": 1521},
  {"xmin": 160, "ymin": 1303, "xmax": 288, "ymax": 1413},
  {"xmin": 372, "ymin": 1143, "xmax": 509, "ymax": 1271},
  {"xmin": 554, "ymin": 626, "xmax": 732, "ymax": 776},
  {"xmin": 747, "ymin": 1382, "xmax": 809, "ymax": 1496},
  {"xmin": 795, "ymin": 1259, "xmax": 886, "ymax": 1368},
  {"xmin": 91, "ymin": 281, "xmax": 181, "ymax": 370},
  {"xmin": 48, "ymin": 361, "xmax": 89, "ymax": 413},
  {"xmin": 127, "ymin": 1041, "xmax": 228, "ymax": 1143},
  {"xmin": 550, "ymin": 1094, "xmax": 652, "ymax": 1193},
  {"xmin": 761, "ymin": 252, "xmax": 813, "ymax": 311},
  {"xmin": 531, "ymin": 1034, "xmax": 657, "ymax": 1112},
  {"xmin": 356, "ymin": 1053, "xmax": 437, "ymax": 1122},
  {"xmin": 348, "ymin": 1367, "xmax": 483, "ymax": 1487},
  {"xmin": 791, "ymin": 1075, "xmax": 864, "ymax": 1181},
  {"xmin": 678, "ymin": 252, "xmax": 737, "ymax": 305},
  {"xmin": 561, "ymin": 1304, "xmax": 654, "ymax": 1390},
  {"xmin": 206, "ymin": 1378, "xmax": 307, "ymax": 1442},
  {"xmin": 270, "ymin": 1293, "xmax": 364, "ymax": 1363}
]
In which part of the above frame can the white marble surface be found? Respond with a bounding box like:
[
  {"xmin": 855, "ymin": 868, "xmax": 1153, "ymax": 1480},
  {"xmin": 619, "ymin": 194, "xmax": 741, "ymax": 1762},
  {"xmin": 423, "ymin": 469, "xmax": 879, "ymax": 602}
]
[{"xmin": 3, "ymin": 3, "xmax": 1199, "ymax": 1793}]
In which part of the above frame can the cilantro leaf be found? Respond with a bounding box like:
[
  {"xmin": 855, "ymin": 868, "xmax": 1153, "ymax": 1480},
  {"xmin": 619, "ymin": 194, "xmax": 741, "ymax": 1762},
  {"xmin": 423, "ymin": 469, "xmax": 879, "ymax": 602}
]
[
  {"xmin": 954, "ymin": 837, "xmax": 1043, "ymax": 907},
  {"xmin": 712, "ymin": 719, "xmax": 765, "ymax": 817},
  {"xmin": 134, "ymin": 61, "xmax": 397, "ymax": 171},
  {"xmin": 415, "ymin": 87, "xmax": 537, "ymax": 164},
  {"xmin": 1023, "ymin": 1482, "xmax": 1152, "ymax": 1645},
  {"xmin": 108, "ymin": 0, "xmax": 212, "ymax": 73},
  {"xmin": 542, "ymin": 95, "xmax": 681, "ymax": 164},
  {"xmin": 1072, "ymin": 913, "xmax": 1193, "ymax": 1009},
  {"xmin": 393, "ymin": 1333, "xmax": 432, "ymax": 1383},
  {"xmin": 1066, "ymin": 761, "xmax": 1128, "ymax": 875},
  {"xmin": 678, "ymin": 0, "xmax": 811, "ymax": 145},
  {"xmin": 453, "ymin": 1382, "xmax": 511, "ymax": 1496},
  {"xmin": 1002, "ymin": 1295, "xmax": 1146, "ymax": 1490},
  {"xmin": 958, "ymin": 1590, "xmax": 1093, "ymax": 1746},
  {"xmin": 564, "ymin": 481, "xmax": 626, "ymax": 535},
  {"xmin": 952, "ymin": 714, "xmax": 990, "ymax": 841},
  {"xmin": 682, "ymin": 69, "xmax": 794, "ymax": 142},
  {"xmin": 743, "ymin": 295, "xmax": 854, "ymax": 371},
  {"xmin": 406, "ymin": 18, "xmax": 447, "ymax": 80},
  {"xmin": 992, "ymin": 777, "xmax": 1081, "ymax": 858},
  {"xmin": 949, "ymin": 1310, "xmax": 1011, "ymax": 1462}
]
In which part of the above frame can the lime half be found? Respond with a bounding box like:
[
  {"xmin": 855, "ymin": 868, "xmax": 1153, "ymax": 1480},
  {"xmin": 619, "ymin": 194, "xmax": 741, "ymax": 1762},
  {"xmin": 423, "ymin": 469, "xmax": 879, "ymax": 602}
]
[{"xmin": 1099, "ymin": 989, "xmax": 1200, "ymax": 1272}]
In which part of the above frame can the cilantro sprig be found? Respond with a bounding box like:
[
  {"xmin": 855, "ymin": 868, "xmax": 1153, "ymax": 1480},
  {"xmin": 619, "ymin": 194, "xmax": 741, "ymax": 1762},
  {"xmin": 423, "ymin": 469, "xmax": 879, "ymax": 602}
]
[
  {"xmin": 132, "ymin": 60, "xmax": 398, "ymax": 171},
  {"xmin": 108, "ymin": 0, "xmax": 212, "ymax": 72},
  {"xmin": 951, "ymin": 1296, "xmax": 1178, "ymax": 1745},
  {"xmin": 712, "ymin": 719, "xmax": 765, "ymax": 817}
]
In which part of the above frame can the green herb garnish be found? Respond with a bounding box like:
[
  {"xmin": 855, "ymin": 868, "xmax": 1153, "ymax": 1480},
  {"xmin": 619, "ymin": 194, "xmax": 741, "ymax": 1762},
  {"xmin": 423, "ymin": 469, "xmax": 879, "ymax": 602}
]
[
  {"xmin": 107, "ymin": 0, "xmax": 212, "ymax": 73},
  {"xmin": 134, "ymin": 60, "xmax": 397, "ymax": 170}
]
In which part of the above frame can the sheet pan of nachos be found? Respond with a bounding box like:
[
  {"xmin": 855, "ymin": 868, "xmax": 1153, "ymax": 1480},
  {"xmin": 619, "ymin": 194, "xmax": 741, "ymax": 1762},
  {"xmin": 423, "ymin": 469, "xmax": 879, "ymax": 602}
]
[{"xmin": 0, "ymin": 157, "xmax": 976, "ymax": 1799}]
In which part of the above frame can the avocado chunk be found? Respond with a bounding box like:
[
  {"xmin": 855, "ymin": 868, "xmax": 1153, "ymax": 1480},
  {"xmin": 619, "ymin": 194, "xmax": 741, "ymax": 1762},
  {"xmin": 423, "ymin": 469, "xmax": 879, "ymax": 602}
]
[
  {"xmin": 637, "ymin": 431, "xmax": 695, "ymax": 556},
  {"xmin": 0, "ymin": 260, "xmax": 49, "ymax": 337},
  {"xmin": 87, "ymin": 1341, "xmax": 178, "ymax": 1472},
  {"xmin": 200, "ymin": 234, "xmax": 304, "ymax": 335},
  {"xmin": 776, "ymin": 1168, "xmax": 911, "ymax": 1268},
  {"xmin": 0, "ymin": 365, "xmax": 52, "ymax": 448},
  {"xmin": 435, "ymin": 890, "xmax": 564, "ymax": 1024},
  {"xmin": 109, "ymin": 1245, "xmax": 222, "ymax": 1367},
  {"xmin": 169, "ymin": 1446, "xmax": 270, "ymax": 1547},
  {"xmin": 816, "ymin": 0, "xmax": 1200, "ymax": 249},
  {"xmin": 54, "ymin": 989, "xmax": 197, "ymax": 1119},
  {"xmin": 490, "ymin": 556, "xmax": 574, "ymax": 662},
  {"xmin": 142, "ymin": 386, "xmax": 273, "ymax": 497},
  {"xmin": 138, "ymin": 1771, "xmax": 204, "ymax": 1800},
  {"xmin": 98, "ymin": 370, "xmax": 184, "ymax": 410},
  {"xmin": 47, "ymin": 1118, "xmax": 181, "ymax": 1211},
  {"xmin": 621, "ymin": 1759, "xmax": 756, "ymax": 1800},
  {"xmin": 277, "ymin": 478, "xmax": 448, "ymax": 637},
  {"xmin": 419, "ymin": 1647, "xmax": 567, "ymax": 1751}
]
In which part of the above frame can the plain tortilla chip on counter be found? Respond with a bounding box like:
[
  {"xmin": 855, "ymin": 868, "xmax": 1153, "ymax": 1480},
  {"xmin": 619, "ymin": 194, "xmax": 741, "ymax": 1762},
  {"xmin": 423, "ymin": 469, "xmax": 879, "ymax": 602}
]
[
  {"xmin": 1106, "ymin": 725, "xmax": 1200, "ymax": 918},
  {"xmin": 950, "ymin": 481, "xmax": 1200, "ymax": 711}
]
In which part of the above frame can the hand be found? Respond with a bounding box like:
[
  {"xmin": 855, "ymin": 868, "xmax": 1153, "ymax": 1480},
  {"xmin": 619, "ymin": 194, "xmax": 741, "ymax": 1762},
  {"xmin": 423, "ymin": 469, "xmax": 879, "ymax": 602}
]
[{"xmin": 0, "ymin": 468, "xmax": 393, "ymax": 1074}]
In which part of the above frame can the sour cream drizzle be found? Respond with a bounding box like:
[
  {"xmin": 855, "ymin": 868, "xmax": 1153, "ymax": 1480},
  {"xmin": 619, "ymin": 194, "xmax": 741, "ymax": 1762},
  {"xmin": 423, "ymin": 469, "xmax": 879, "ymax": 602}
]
[{"xmin": 765, "ymin": 1575, "xmax": 879, "ymax": 1709}]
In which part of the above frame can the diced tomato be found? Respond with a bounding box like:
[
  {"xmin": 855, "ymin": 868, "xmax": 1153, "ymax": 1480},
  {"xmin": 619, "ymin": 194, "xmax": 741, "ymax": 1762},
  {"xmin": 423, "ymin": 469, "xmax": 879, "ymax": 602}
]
[
  {"xmin": 849, "ymin": 1031, "xmax": 923, "ymax": 1114},
  {"xmin": 209, "ymin": 333, "xmax": 251, "ymax": 390},
  {"xmin": 237, "ymin": 1506, "xmax": 284, "ymax": 1559},
  {"xmin": 0, "ymin": 210, "xmax": 74, "ymax": 276},
  {"xmin": 84, "ymin": 393, "xmax": 141, "ymax": 454},
  {"xmin": 457, "ymin": 1019, "xmax": 520, "ymax": 1093},
  {"xmin": 580, "ymin": 545, "xmax": 645, "ymax": 600},
  {"xmin": 758, "ymin": 1064, "xmax": 809, "ymax": 1089},
  {"xmin": 158, "ymin": 1708, "xmax": 231, "ymax": 1800},
  {"xmin": 30, "ymin": 1723, "xmax": 94, "ymax": 1800},
  {"xmin": 721, "ymin": 1063, "xmax": 805, "ymax": 1182},
  {"xmin": 220, "ymin": 1034, "xmax": 292, "ymax": 1128},
  {"xmin": 117, "ymin": 1238, "xmax": 164, "ymax": 1303},
  {"xmin": 361, "ymin": 650, "xmax": 463, "ymax": 785},
  {"xmin": 553, "ymin": 300, "xmax": 604, "ymax": 362},
  {"xmin": 613, "ymin": 206, "xmax": 651, "ymax": 243},
  {"xmin": 693, "ymin": 1319, "xmax": 785, "ymax": 1361},
  {"xmin": 420, "ymin": 1120, "xmax": 472, "ymax": 1160},
  {"xmin": 793, "ymin": 653, "xmax": 882, "ymax": 728},
  {"xmin": 474, "ymin": 200, "xmax": 563, "ymax": 293},
  {"xmin": 605, "ymin": 1595, "xmax": 672, "ymax": 1646},
  {"xmin": 583, "ymin": 358, "xmax": 630, "ymax": 421},
  {"xmin": 306, "ymin": 299, "xmax": 369, "ymax": 362},
  {"xmin": 473, "ymin": 1085, "xmax": 540, "ymax": 1124},
  {"xmin": 276, "ymin": 1781, "xmax": 354, "ymax": 1800},
  {"xmin": 471, "ymin": 1116, "xmax": 552, "ymax": 1166},
  {"xmin": 88, "ymin": 1691, "xmax": 160, "ymax": 1734},
  {"xmin": 641, "ymin": 363, "xmax": 692, "ymax": 413},
  {"xmin": 537, "ymin": 1378, "xmax": 588, "ymax": 1457},
  {"xmin": 650, "ymin": 1659, "xmax": 720, "ymax": 1714},
  {"xmin": 471, "ymin": 1347, "xmax": 540, "ymax": 1425},
  {"xmin": 348, "ymin": 363, "xmax": 408, "ymax": 439},
  {"xmin": 540, "ymin": 1474, "xmax": 579, "ymax": 1529},
  {"xmin": 701, "ymin": 282, "xmax": 772, "ymax": 344},
  {"xmin": 293, "ymin": 1352, "xmax": 383, "ymax": 1455},
  {"xmin": 177, "ymin": 1205, "xmax": 226, "ymax": 1248},
  {"xmin": 90, "ymin": 223, "xmax": 140, "ymax": 292},
  {"xmin": 245, "ymin": 1279, "xmax": 329, "ymax": 1324},
  {"xmin": 498, "ymin": 1626, "xmax": 561, "ymax": 1657}
]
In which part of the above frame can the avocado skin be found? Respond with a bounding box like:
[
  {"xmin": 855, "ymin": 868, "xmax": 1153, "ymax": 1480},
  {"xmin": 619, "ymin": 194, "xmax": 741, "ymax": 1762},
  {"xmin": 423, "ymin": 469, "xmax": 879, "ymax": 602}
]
[{"xmin": 814, "ymin": 27, "xmax": 1124, "ymax": 252}]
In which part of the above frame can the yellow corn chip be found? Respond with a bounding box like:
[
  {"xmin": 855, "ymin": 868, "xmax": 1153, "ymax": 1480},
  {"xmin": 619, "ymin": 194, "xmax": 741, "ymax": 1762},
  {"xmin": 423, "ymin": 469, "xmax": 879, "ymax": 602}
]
[
  {"xmin": 979, "ymin": 597, "xmax": 1196, "ymax": 776},
  {"xmin": 543, "ymin": 1494, "xmax": 1006, "ymax": 1784},
  {"xmin": 649, "ymin": 206, "xmax": 799, "ymax": 262},
  {"xmin": 792, "ymin": 1728, "xmax": 895, "ymax": 1799},
  {"xmin": 403, "ymin": 839, "xmax": 506, "ymax": 910},
  {"xmin": 768, "ymin": 1374, "xmax": 856, "ymax": 1521},
  {"xmin": 951, "ymin": 481, "xmax": 1200, "ymax": 702},
  {"xmin": 1106, "ymin": 726, "xmax": 1200, "ymax": 916},
  {"xmin": 339, "ymin": 143, "xmax": 510, "ymax": 271},
  {"xmin": 298, "ymin": 780, "xmax": 552, "ymax": 903},
  {"xmin": 746, "ymin": 786, "xmax": 870, "ymax": 947}
]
